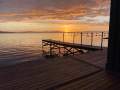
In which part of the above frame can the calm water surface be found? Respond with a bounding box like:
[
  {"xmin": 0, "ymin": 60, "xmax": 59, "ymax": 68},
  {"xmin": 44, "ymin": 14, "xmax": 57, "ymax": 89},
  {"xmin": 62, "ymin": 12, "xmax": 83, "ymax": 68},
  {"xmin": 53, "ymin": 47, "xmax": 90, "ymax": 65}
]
[
  {"xmin": 0, "ymin": 33, "xmax": 108, "ymax": 65},
  {"xmin": 0, "ymin": 33, "xmax": 108, "ymax": 49}
]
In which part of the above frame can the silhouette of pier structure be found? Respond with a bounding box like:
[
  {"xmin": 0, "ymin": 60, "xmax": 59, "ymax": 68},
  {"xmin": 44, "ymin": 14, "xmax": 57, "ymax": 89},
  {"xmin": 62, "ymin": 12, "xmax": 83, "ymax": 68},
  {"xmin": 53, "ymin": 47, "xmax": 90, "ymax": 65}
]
[{"xmin": 42, "ymin": 32, "xmax": 108, "ymax": 56}]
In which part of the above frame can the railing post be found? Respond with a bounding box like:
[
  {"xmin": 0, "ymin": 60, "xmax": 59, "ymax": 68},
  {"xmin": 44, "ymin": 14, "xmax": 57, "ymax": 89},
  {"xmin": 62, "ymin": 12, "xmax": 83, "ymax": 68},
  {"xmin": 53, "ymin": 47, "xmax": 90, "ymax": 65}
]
[
  {"xmin": 91, "ymin": 32, "xmax": 93, "ymax": 46},
  {"xmin": 73, "ymin": 32, "xmax": 75, "ymax": 56},
  {"xmin": 73, "ymin": 32, "xmax": 75, "ymax": 44},
  {"xmin": 63, "ymin": 32, "xmax": 64, "ymax": 42},
  {"xmin": 81, "ymin": 32, "xmax": 83, "ymax": 45},
  {"xmin": 101, "ymin": 32, "xmax": 104, "ymax": 49}
]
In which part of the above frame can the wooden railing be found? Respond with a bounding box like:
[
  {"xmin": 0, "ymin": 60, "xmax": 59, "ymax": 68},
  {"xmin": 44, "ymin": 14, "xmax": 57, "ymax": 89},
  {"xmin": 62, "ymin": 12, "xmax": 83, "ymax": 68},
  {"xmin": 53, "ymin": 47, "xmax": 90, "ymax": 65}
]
[{"xmin": 62, "ymin": 32, "xmax": 108, "ymax": 49}]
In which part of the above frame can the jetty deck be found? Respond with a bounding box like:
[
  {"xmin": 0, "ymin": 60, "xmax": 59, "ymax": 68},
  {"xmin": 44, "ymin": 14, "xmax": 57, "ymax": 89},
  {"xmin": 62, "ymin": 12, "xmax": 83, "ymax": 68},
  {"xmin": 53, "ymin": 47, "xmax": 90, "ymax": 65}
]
[
  {"xmin": 42, "ymin": 39, "xmax": 104, "ymax": 56},
  {"xmin": 42, "ymin": 39, "xmax": 102, "ymax": 51},
  {"xmin": 0, "ymin": 45, "xmax": 120, "ymax": 90}
]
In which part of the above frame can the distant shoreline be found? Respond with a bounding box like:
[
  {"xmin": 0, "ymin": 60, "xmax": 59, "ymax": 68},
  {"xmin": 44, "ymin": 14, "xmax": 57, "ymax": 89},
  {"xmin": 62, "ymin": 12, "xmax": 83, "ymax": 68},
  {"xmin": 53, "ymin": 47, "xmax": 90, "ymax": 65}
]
[{"xmin": 0, "ymin": 31, "xmax": 108, "ymax": 34}]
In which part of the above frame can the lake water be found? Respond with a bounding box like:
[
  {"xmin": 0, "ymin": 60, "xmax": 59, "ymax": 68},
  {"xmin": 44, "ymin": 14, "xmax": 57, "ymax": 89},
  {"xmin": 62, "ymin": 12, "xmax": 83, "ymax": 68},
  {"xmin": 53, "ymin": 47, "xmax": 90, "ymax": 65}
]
[
  {"xmin": 0, "ymin": 32, "xmax": 108, "ymax": 66},
  {"xmin": 0, "ymin": 32, "xmax": 108, "ymax": 48}
]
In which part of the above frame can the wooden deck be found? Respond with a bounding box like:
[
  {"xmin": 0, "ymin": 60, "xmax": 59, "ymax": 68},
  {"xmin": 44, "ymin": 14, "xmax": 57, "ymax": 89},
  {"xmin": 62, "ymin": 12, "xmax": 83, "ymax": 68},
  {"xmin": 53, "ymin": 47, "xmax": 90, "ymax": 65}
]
[
  {"xmin": 0, "ymin": 46, "xmax": 120, "ymax": 90},
  {"xmin": 57, "ymin": 71, "xmax": 120, "ymax": 90},
  {"xmin": 0, "ymin": 56, "xmax": 101, "ymax": 90},
  {"xmin": 73, "ymin": 48, "xmax": 107, "ymax": 68}
]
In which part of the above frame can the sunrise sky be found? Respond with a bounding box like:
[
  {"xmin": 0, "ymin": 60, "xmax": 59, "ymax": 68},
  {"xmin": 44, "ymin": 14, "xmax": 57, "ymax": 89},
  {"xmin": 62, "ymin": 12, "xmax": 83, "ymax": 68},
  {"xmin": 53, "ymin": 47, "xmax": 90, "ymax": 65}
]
[{"xmin": 0, "ymin": 0, "xmax": 110, "ymax": 32}]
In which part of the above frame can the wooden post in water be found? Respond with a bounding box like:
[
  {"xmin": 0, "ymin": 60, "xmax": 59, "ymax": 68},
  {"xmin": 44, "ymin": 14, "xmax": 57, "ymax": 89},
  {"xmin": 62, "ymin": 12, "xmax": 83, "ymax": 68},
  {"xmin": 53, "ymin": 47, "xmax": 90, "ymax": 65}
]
[
  {"xmin": 91, "ymin": 32, "xmax": 93, "ymax": 46},
  {"xmin": 81, "ymin": 32, "xmax": 83, "ymax": 45},
  {"xmin": 63, "ymin": 32, "xmax": 65, "ymax": 55},
  {"xmin": 106, "ymin": 0, "xmax": 120, "ymax": 73},
  {"xmin": 73, "ymin": 32, "xmax": 75, "ymax": 44}
]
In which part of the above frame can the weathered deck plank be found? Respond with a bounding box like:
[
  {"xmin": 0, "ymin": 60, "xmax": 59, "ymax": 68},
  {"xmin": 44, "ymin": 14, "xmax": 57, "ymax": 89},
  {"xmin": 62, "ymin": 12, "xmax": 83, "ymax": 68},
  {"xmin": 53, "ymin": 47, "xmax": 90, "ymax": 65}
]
[
  {"xmin": 56, "ymin": 71, "xmax": 120, "ymax": 90},
  {"xmin": 0, "ymin": 56, "xmax": 100, "ymax": 90},
  {"xmin": 73, "ymin": 48, "xmax": 107, "ymax": 68}
]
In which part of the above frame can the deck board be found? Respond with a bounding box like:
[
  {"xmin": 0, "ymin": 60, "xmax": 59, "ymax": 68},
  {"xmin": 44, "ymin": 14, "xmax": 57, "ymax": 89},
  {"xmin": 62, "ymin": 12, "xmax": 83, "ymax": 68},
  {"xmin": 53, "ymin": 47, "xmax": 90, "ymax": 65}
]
[
  {"xmin": 42, "ymin": 39, "xmax": 102, "ymax": 51},
  {"xmin": 56, "ymin": 71, "xmax": 120, "ymax": 90},
  {"xmin": 73, "ymin": 48, "xmax": 107, "ymax": 68},
  {"xmin": 0, "ymin": 56, "xmax": 101, "ymax": 90}
]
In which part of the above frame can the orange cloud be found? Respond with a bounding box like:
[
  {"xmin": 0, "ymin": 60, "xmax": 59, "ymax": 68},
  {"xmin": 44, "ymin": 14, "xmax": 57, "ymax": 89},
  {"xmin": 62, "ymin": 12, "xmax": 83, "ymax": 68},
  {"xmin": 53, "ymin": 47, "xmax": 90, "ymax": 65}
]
[
  {"xmin": 0, "ymin": 0, "xmax": 110, "ymax": 32},
  {"xmin": 0, "ymin": 0, "xmax": 110, "ymax": 22}
]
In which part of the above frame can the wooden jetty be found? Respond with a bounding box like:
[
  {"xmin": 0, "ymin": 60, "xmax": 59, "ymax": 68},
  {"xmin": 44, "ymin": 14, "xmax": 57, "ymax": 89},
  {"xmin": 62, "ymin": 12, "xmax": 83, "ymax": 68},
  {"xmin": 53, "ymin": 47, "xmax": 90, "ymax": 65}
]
[
  {"xmin": 42, "ymin": 39, "xmax": 104, "ymax": 56},
  {"xmin": 42, "ymin": 32, "xmax": 108, "ymax": 56}
]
